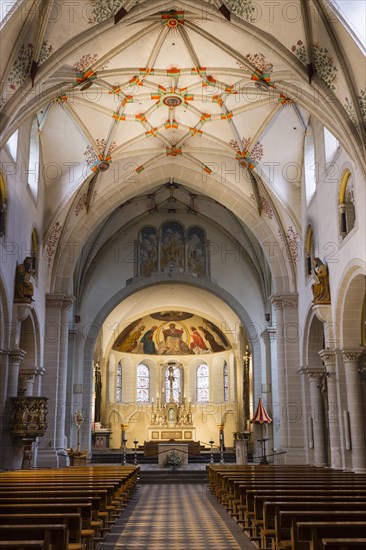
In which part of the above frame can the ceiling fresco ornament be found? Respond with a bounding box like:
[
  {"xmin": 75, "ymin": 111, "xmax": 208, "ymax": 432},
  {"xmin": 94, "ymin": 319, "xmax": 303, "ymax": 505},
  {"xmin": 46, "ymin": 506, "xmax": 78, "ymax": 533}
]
[
  {"xmin": 84, "ymin": 140, "xmax": 118, "ymax": 171},
  {"xmin": 231, "ymin": 137, "xmax": 264, "ymax": 170},
  {"xmin": 344, "ymin": 89, "xmax": 366, "ymax": 131},
  {"xmin": 161, "ymin": 10, "xmax": 185, "ymax": 30},
  {"xmin": 44, "ymin": 222, "xmax": 62, "ymax": 263},
  {"xmin": 250, "ymin": 194, "xmax": 273, "ymax": 219},
  {"xmin": 7, "ymin": 42, "xmax": 53, "ymax": 91},
  {"xmin": 292, "ymin": 41, "xmax": 338, "ymax": 92},
  {"xmin": 208, "ymin": 0, "xmax": 256, "ymax": 22},
  {"xmin": 112, "ymin": 312, "xmax": 231, "ymax": 355},
  {"xmin": 277, "ymin": 226, "xmax": 301, "ymax": 264},
  {"xmin": 87, "ymin": 0, "xmax": 126, "ymax": 24}
]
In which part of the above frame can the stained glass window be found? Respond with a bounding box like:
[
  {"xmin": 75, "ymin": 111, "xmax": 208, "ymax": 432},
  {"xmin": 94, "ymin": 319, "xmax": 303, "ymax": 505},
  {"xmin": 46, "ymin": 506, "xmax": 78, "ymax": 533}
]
[
  {"xmin": 197, "ymin": 363, "xmax": 209, "ymax": 403},
  {"xmin": 165, "ymin": 365, "xmax": 181, "ymax": 402},
  {"xmin": 116, "ymin": 361, "xmax": 122, "ymax": 402},
  {"xmin": 137, "ymin": 362, "xmax": 150, "ymax": 402},
  {"xmin": 224, "ymin": 361, "xmax": 228, "ymax": 402}
]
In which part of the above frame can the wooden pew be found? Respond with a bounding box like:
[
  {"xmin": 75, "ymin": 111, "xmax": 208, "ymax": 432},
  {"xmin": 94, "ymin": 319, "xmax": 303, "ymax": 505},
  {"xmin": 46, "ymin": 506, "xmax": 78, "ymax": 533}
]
[
  {"xmin": 0, "ymin": 525, "xmax": 67, "ymax": 550},
  {"xmin": 297, "ymin": 522, "xmax": 366, "ymax": 550},
  {"xmin": 0, "ymin": 542, "xmax": 45, "ymax": 549},
  {"xmin": 0, "ymin": 514, "xmax": 84, "ymax": 550},
  {"xmin": 321, "ymin": 539, "xmax": 366, "ymax": 549},
  {"xmin": 277, "ymin": 512, "xmax": 366, "ymax": 550}
]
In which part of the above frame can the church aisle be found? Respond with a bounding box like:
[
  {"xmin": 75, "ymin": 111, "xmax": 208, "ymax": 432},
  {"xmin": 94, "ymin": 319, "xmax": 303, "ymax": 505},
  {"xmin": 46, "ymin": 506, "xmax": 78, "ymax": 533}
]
[{"xmin": 100, "ymin": 483, "xmax": 255, "ymax": 549}]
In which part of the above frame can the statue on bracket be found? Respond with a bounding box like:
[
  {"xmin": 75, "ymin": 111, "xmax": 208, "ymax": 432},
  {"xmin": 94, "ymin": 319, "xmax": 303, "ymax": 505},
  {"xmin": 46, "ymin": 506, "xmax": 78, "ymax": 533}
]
[
  {"xmin": 14, "ymin": 257, "xmax": 35, "ymax": 303},
  {"xmin": 311, "ymin": 257, "xmax": 331, "ymax": 304}
]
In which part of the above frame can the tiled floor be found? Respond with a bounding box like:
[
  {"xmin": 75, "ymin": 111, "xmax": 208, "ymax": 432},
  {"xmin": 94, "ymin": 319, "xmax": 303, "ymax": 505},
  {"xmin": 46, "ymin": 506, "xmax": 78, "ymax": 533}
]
[{"xmin": 100, "ymin": 484, "xmax": 256, "ymax": 549}]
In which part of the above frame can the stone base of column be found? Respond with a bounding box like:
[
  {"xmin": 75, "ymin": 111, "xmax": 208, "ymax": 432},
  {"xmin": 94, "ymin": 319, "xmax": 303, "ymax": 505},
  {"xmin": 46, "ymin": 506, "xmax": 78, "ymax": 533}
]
[
  {"xmin": 37, "ymin": 448, "xmax": 69, "ymax": 468},
  {"xmin": 330, "ymin": 446, "xmax": 343, "ymax": 469},
  {"xmin": 353, "ymin": 467, "xmax": 366, "ymax": 474}
]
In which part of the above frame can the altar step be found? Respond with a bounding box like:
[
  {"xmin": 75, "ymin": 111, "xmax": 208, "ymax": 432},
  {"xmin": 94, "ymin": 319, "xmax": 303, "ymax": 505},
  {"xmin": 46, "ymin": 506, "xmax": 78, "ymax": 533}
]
[
  {"xmin": 90, "ymin": 450, "xmax": 236, "ymax": 464},
  {"xmin": 138, "ymin": 469, "xmax": 208, "ymax": 484}
]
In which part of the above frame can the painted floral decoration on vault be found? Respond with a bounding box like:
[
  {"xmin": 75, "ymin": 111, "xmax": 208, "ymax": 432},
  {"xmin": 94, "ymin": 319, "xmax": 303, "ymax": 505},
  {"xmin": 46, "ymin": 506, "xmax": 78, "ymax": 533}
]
[
  {"xmin": 87, "ymin": 0, "xmax": 126, "ymax": 23},
  {"xmin": 291, "ymin": 41, "xmax": 338, "ymax": 91},
  {"xmin": 208, "ymin": 0, "xmax": 256, "ymax": 22},
  {"xmin": 344, "ymin": 88, "xmax": 366, "ymax": 130},
  {"xmin": 8, "ymin": 42, "xmax": 53, "ymax": 90}
]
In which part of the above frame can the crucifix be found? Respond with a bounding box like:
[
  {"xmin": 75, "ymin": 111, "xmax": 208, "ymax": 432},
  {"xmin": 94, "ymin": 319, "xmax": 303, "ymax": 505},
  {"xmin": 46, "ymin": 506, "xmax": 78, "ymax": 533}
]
[{"xmin": 168, "ymin": 365, "xmax": 175, "ymax": 403}]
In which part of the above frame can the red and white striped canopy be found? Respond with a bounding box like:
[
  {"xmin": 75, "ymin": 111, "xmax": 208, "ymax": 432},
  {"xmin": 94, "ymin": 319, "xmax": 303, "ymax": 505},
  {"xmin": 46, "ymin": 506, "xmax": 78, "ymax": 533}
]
[{"xmin": 251, "ymin": 397, "xmax": 272, "ymax": 424}]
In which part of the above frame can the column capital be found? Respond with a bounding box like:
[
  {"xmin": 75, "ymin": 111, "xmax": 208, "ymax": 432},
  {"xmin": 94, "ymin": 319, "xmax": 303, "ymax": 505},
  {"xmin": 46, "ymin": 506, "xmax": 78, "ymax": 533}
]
[
  {"xmin": 341, "ymin": 349, "xmax": 364, "ymax": 363},
  {"xmin": 301, "ymin": 366, "xmax": 325, "ymax": 380},
  {"xmin": 270, "ymin": 293, "xmax": 298, "ymax": 310},
  {"xmin": 318, "ymin": 349, "xmax": 336, "ymax": 366},
  {"xmin": 8, "ymin": 348, "xmax": 27, "ymax": 365},
  {"xmin": 46, "ymin": 294, "xmax": 75, "ymax": 309}
]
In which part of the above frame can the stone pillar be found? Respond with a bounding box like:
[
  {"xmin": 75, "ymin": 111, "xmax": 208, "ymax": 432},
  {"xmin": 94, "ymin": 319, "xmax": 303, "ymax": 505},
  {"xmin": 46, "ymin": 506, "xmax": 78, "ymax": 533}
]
[
  {"xmin": 8, "ymin": 349, "xmax": 26, "ymax": 397},
  {"xmin": 318, "ymin": 350, "xmax": 342, "ymax": 469},
  {"xmin": 341, "ymin": 350, "xmax": 366, "ymax": 473},
  {"xmin": 307, "ymin": 370, "xmax": 327, "ymax": 467},
  {"xmin": 270, "ymin": 296, "xmax": 288, "ymax": 450},
  {"xmin": 271, "ymin": 294, "xmax": 304, "ymax": 463},
  {"xmin": 38, "ymin": 294, "xmax": 73, "ymax": 468}
]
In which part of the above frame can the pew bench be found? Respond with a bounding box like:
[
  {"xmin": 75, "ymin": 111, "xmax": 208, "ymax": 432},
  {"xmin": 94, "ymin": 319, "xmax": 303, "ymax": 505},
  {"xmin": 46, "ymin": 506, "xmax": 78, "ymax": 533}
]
[
  {"xmin": 297, "ymin": 522, "xmax": 366, "ymax": 550},
  {"xmin": 321, "ymin": 539, "xmax": 366, "ymax": 549},
  {"xmin": 0, "ymin": 525, "xmax": 68, "ymax": 550}
]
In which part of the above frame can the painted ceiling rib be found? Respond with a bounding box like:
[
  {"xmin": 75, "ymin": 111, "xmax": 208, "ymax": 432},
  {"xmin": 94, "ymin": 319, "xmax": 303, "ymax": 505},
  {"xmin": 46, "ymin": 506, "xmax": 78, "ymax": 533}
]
[
  {"xmin": 30, "ymin": 0, "xmax": 55, "ymax": 85},
  {"xmin": 92, "ymin": 22, "xmax": 160, "ymax": 72},
  {"xmin": 300, "ymin": 0, "xmax": 315, "ymax": 84},
  {"xmin": 146, "ymin": 25, "xmax": 170, "ymax": 68},
  {"xmin": 178, "ymin": 26, "xmax": 203, "ymax": 73},
  {"xmin": 313, "ymin": 0, "xmax": 366, "ymax": 146}
]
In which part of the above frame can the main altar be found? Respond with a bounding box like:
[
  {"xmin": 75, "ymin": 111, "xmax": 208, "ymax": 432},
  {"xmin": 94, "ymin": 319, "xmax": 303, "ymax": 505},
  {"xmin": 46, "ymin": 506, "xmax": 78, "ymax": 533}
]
[{"xmin": 148, "ymin": 363, "xmax": 196, "ymax": 442}]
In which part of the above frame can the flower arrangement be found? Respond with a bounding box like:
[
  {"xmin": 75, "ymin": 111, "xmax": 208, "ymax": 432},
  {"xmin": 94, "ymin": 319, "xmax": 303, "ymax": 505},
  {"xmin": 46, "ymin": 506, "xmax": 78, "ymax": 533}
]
[{"xmin": 163, "ymin": 450, "xmax": 182, "ymax": 469}]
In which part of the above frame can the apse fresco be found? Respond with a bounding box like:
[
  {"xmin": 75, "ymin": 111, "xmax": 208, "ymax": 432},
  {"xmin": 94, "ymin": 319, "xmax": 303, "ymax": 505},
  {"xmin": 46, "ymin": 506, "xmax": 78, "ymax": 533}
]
[{"xmin": 112, "ymin": 311, "xmax": 230, "ymax": 355}]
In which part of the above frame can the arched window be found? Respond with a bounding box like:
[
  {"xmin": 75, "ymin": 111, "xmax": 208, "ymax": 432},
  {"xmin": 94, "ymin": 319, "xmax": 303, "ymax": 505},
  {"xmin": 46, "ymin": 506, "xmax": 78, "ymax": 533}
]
[
  {"xmin": 305, "ymin": 224, "xmax": 314, "ymax": 277},
  {"xmin": 116, "ymin": 361, "xmax": 122, "ymax": 402},
  {"xmin": 339, "ymin": 169, "xmax": 356, "ymax": 238},
  {"xmin": 196, "ymin": 363, "xmax": 209, "ymax": 403},
  {"xmin": 165, "ymin": 364, "xmax": 181, "ymax": 402},
  {"xmin": 0, "ymin": 172, "xmax": 7, "ymax": 238},
  {"xmin": 6, "ymin": 130, "xmax": 18, "ymax": 161},
  {"xmin": 324, "ymin": 127, "xmax": 339, "ymax": 164},
  {"xmin": 136, "ymin": 362, "xmax": 150, "ymax": 402},
  {"xmin": 304, "ymin": 126, "xmax": 316, "ymax": 205},
  {"xmin": 223, "ymin": 361, "xmax": 229, "ymax": 402},
  {"xmin": 28, "ymin": 118, "xmax": 40, "ymax": 200}
]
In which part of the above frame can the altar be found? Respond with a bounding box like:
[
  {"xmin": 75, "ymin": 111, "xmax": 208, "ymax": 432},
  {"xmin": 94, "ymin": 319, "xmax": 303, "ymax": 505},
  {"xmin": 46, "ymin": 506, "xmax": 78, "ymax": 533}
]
[{"xmin": 158, "ymin": 443, "xmax": 189, "ymax": 465}]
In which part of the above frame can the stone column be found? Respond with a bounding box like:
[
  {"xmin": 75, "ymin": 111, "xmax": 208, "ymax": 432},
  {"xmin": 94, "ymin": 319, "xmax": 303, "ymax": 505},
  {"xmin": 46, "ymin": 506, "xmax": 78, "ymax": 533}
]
[
  {"xmin": 271, "ymin": 294, "xmax": 304, "ymax": 463},
  {"xmin": 270, "ymin": 296, "xmax": 288, "ymax": 450},
  {"xmin": 341, "ymin": 350, "xmax": 366, "ymax": 473},
  {"xmin": 55, "ymin": 296, "xmax": 74, "ymax": 465},
  {"xmin": 38, "ymin": 294, "xmax": 73, "ymax": 468},
  {"xmin": 307, "ymin": 370, "xmax": 327, "ymax": 467},
  {"xmin": 8, "ymin": 349, "xmax": 26, "ymax": 397},
  {"xmin": 319, "ymin": 350, "xmax": 342, "ymax": 469}
]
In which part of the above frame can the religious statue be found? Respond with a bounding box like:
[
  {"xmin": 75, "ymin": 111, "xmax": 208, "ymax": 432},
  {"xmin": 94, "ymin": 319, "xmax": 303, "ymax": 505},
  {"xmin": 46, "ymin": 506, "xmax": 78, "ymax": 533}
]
[
  {"xmin": 311, "ymin": 258, "xmax": 331, "ymax": 304},
  {"xmin": 94, "ymin": 362, "xmax": 102, "ymax": 423},
  {"xmin": 14, "ymin": 256, "xmax": 35, "ymax": 303}
]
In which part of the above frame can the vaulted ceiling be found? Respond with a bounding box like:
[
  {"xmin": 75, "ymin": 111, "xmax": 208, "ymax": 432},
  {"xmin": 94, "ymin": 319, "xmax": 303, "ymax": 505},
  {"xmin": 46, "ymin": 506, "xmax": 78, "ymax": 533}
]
[{"xmin": 1, "ymin": 0, "xmax": 365, "ymax": 294}]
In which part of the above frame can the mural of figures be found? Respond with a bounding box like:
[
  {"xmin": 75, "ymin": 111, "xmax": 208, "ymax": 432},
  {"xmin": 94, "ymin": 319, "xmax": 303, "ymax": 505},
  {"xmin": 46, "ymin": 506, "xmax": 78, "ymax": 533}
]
[
  {"xmin": 162, "ymin": 323, "xmax": 191, "ymax": 354},
  {"xmin": 198, "ymin": 325, "xmax": 226, "ymax": 352},
  {"xmin": 112, "ymin": 320, "xmax": 145, "ymax": 352},
  {"xmin": 139, "ymin": 227, "xmax": 158, "ymax": 277},
  {"xmin": 187, "ymin": 227, "xmax": 205, "ymax": 277},
  {"xmin": 160, "ymin": 222, "xmax": 184, "ymax": 271},
  {"xmin": 112, "ymin": 312, "xmax": 231, "ymax": 355},
  {"xmin": 137, "ymin": 326, "xmax": 158, "ymax": 354},
  {"xmin": 190, "ymin": 326, "xmax": 209, "ymax": 354}
]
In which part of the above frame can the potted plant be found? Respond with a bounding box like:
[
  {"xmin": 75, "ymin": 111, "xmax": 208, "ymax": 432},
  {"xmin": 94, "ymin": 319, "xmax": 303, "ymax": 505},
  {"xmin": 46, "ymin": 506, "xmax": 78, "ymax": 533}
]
[{"xmin": 163, "ymin": 450, "xmax": 182, "ymax": 470}]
